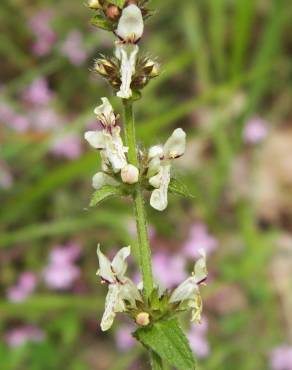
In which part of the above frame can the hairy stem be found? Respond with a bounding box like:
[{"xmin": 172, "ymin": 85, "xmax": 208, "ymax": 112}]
[{"xmin": 123, "ymin": 100, "xmax": 154, "ymax": 299}]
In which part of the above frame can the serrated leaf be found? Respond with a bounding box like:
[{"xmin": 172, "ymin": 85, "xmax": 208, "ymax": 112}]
[
  {"xmin": 169, "ymin": 178, "xmax": 195, "ymax": 199},
  {"xmin": 109, "ymin": 0, "xmax": 126, "ymax": 8},
  {"xmin": 89, "ymin": 185, "xmax": 125, "ymax": 207},
  {"xmin": 90, "ymin": 14, "xmax": 115, "ymax": 31},
  {"xmin": 134, "ymin": 318, "xmax": 196, "ymax": 370}
]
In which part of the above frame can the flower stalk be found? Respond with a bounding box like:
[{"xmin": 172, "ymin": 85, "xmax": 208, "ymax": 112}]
[
  {"xmin": 123, "ymin": 99, "xmax": 154, "ymax": 298},
  {"xmin": 85, "ymin": 2, "xmax": 208, "ymax": 368}
]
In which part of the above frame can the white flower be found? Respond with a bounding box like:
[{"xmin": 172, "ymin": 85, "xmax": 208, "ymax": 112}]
[
  {"xmin": 84, "ymin": 98, "xmax": 128, "ymax": 173},
  {"xmin": 148, "ymin": 128, "xmax": 186, "ymax": 211},
  {"xmin": 115, "ymin": 44, "xmax": 139, "ymax": 99},
  {"xmin": 116, "ymin": 5, "xmax": 144, "ymax": 43},
  {"xmin": 149, "ymin": 164, "xmax": 171, "ymax": 211},
  {"xmin": 97, "ymin": 246, "xmax": 142, "ymax": 331},
  {"xmin": 121, "ymin": 164, "xmax": 139, "ymax": 184},
  {"xmin": 169, "ymin": 250, "xmax": 207, "ymax": 323},
  {"xmin": 94, "ymin": 97, "xmax": 116, "ymax": 127},
  {"xmin": 92, "ymin": 172, "xmax": 119, "ymax": 190}
]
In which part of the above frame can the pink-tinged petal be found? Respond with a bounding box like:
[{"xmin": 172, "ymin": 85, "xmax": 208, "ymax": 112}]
[
  {"xmin": 19, "ymin": 272, "xmax": 37, "ymax": 293},
  {"xmin": 60, "ymin": 30, "xmax": 87, "ymax": 66},
  {"xmin": 153, "ymin": 252, "xmax": 187, "ymax": 289},
  {"xmin": 21, "ymin": 77, "xmax": 53, "ymax": 106},
  {"xmin": 0, "ymin": 160, "xmax": 13, "ymax": 189},
  {"xmin": 7, "ymin": 287, "xmax": 29, "ymax": 303},
  {"xmin": 188, "ymin": 318, "xmax": 210, "ymax": 359},
  {"xmin": 49, "ymin": 243, "xmax": 81, "ymax": 264},
  {"xmin": 5, "ymin": 326, "xmax": 45, "ymax": 348},
  {"xmin": 28, "ymin": 10, "xmax": 56, "ymax": 57},
  {"xmin": 243, "ymin": 117, "xmax": 268, "ymax": 144},
  {"xmin": 115, "ymin": 324, "xmax": 135, "ymax": 351},
  {"xmin": 6, "ymin": 272, "xmax": 37, "ymax": 303},
  {"xmin": 29, "ymin": 107, "xmax": 62, "ymax": 132},
  {"xmin": 183, "ymin": 222, "xmax": 218, "ymax": 258},
  {"xmin": 43, "ymin": 263, "xmax": 80, "ymax": 290},
  {"xmin": 270, "ymin": 346, "xmax": 292, "ymax": 370},
  {"xmin": 50, "ymin": 133, "xmax": 83, "ymax": 160}
]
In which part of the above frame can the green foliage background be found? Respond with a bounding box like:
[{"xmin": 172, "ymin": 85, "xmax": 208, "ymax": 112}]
[{"xmin": 0, "ymin": 0, "xmax": 291, "ymax": 369}]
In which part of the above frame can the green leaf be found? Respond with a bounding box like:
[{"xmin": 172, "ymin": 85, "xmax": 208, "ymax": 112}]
[
  {"xmin": 134, "ymin": 318, "xmax": 196, "ymax": 370},
  {"xmin": 90, "ymin": 14, "xmax": 115, "ymax": 31},
  {"xmin": 89, "ymin": 185, "xmax": 126, "ymax": 207},
  {"xmin": 150, "ymin": 351, "xmax": 163, "ymax": 370},
  {"xmin": 109, "ymin": 0, "xmax": 126, "ymax": 8},
  {"xmin": 169, "ymin": 178, "xmax": 195, "ymax": 198}
]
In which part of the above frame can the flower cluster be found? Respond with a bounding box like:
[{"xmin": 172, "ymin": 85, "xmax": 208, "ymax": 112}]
[
  {"xmin": 147, "ymin": 128, "xmax": 186, "ymax": 211},
  {"xmin": 90, "ymin": 1, "xmax": 159, "ymax": 100},
  {"xmin": 85, "ymin": 97, "xmax": 139, "ymax": 186},
  {"xmin": 96, "ymin": 246, "xmax": 142, "ymax": 331},
  {"xmin": 97, "ymin": 246, "xmax": 207, "ymax": 331}
]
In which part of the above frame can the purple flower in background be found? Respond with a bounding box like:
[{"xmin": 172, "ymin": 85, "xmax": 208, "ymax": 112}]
[
  {"xmin": 21, "ymin": 77, "xmax": 53, "ymax": 106},
  {"xmin": 28, "ymin": 10, "xmax": 56, "ymax": 57},
  {"xmin": 183, "ymin": 223, "xmax": 218, "ymax": 259},
  {"xmin": 7, "ymin": 272, "xmax": 37, "ymax": 303},
  {"xmin": 60, "ymin": 31, "xmax": 87, "ymax": 66},
  {"xmin": 243, "ymin": 117, "xmax": 268, "ymax": 144},
  {"xmin": 127, "ymin": 220, "xmax": 155, "ymax": 240},
  {"xmin": 5, "ymin": 326, "xmax": 45, "ymax": 348},
  {"xmin": 0, "ymin": 161, "xmax": 13, "ymax": 189},
  {"xmin": 188, "ymin": 317, "xmax": 210, "ymax": 359},
  {"xmin": 50, "ymin": 133, "xmax": 82, "ymax": 160},
  {"xmin": 43, "ymin": 243, "xmax": 81, "ymax": 290},
  {"xmin": 153, "ymin": 252, "xmax": 187, "ymax": 290},
  {"xmin": 115, "ymin": 324, "xmax": 136, "ymax": 352},
  {"xmin": 49, "ymin": 242, "xmax": 81, "ymax": 264},
  {"xmin": 270, "ymin": 346, "xmax": 292, "ymax": 370},
  {"xmin": 30, "ymin": 107, "xmax": 62, "ymax": 132},
  {"xmin": 0, "ymin": 103, "xmax": 30, "ymax": 132}
]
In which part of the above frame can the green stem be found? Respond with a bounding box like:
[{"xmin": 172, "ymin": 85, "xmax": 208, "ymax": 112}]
[{"xmin": 123, "ymin": 100, "xmax": 154, "ymax": 299}]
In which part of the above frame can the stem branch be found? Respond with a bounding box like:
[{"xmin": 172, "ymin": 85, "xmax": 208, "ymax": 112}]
[{"xmin": 123, "ymin": 100, "xmax": 154, "ymax": 299}]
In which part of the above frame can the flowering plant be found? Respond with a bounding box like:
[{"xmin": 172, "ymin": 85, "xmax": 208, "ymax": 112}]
[{"xmin": 85, "ymin": 1, "xmax": 207, "ymax": 368}]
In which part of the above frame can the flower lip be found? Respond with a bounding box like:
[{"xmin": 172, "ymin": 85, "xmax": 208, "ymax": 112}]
[
  {"xmin": 197, "ymin": 276, "xmax": 208, "ymax": 285},
  {"xmin": 115, "ymin": 4, "xmax": 144, "ymax": 44}
]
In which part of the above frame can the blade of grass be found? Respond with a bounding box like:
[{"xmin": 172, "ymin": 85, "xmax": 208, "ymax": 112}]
[
  {"xmin": 0, "ymin": 152, "xmax": 97, "ymax": 225},
  {"xmin": 207, "ymin": 0, "xmax": 226, "ymax": 80},
  {"xmin": 230, "ymin": 0, "xmax": 256, "ymax": 78},
  {"xmin": 181, "ymin": 0, "xmax": 211, "ymax": 90},
  {"xmin": 0, "ymin": 295, "xmax": 102, "ymax": 319},
  {"xmin": 0, "ymin": 210, "xmax": 129, "ymax": 248}
]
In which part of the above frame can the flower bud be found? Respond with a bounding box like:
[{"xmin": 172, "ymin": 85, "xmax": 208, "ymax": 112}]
[
  {"xmin": 121, "ymin": 164, "xmax": 139, "ymax": 184},
  {"xmin": 143, "ymin": 60, "xmax": 160, "ymax": 78},
  {"xmin": 88, "ymin": 0, "xmax": 102, "ymax": 9},
  {"xmin": 136, "ymin": 312, "xmax": 150, "ymax": 326},
  {"xmin": 106, "ymin": 5, "xmax": 120, "ymax": 19},
  {"xmin": 94, "ymin": 58, "xmax": 118, "ymax": 77}
]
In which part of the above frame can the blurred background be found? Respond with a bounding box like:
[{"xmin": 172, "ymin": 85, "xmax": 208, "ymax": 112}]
[{"xmin": 0, "ymin": 0, "xmax": 292, "ymax": 369}]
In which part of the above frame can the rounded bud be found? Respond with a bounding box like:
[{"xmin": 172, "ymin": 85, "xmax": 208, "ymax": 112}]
[
  {"xmin": 106, "ymin": 5, "xmax": 120, "ymax": 19},
  {"xmin": 88, "ymin": 0, "xmax": 102, "ymax": 9},
  {"xmin": 136, "ymin": 312, "xmax": 150, "ymax": 326},
  {"xmin": 94, "ymin": 61, "xmax": 107, "ymax": 76},
  {"xmin": 121, "ymin": 164, "xmax": 139, "ymax": 184},
  {"xmin": 149, "ymin": 63, "xmax": 160, "ymax": 78}
]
